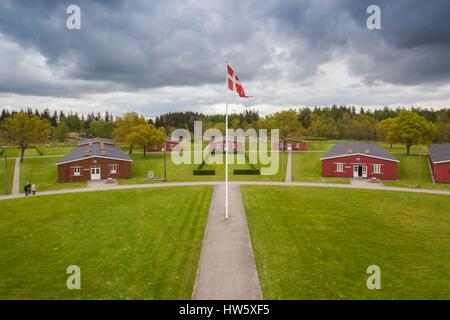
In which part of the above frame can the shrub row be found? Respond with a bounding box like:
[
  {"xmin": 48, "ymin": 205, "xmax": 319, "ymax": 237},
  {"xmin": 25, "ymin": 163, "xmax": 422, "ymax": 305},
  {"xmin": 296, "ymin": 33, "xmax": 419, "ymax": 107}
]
[
  {"xmin": 233, "ymin": 169, "xmax": 260, "ymax": 175},
  {"xmin": 193, "ymin": 169, "xmax": 216, "ymax": 175}
]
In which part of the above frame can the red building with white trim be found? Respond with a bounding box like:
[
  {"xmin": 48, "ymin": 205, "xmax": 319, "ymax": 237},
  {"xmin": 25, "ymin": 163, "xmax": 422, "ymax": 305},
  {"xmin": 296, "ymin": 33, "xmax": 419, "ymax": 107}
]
[
  {"xmin": 428, "ymin": 143, "xmax": 450, "ymax": 183},
  {"xmin": 57, "ymin": 138, "xmax": 132, "ymax": 182},
  {"xmin": 209, "ymin": 136, "xmax": 243, "ymax": 153},
  {"xmin": 147, "ymin": 139, "xmax": 180, "ymax": 152},
  {"xmin": 273, "ymin": 139, "xmax": 307, "ymax": 151},
  {"xmin": 321, "ymin": 142, "xmax": 399, "ymax": 180}
]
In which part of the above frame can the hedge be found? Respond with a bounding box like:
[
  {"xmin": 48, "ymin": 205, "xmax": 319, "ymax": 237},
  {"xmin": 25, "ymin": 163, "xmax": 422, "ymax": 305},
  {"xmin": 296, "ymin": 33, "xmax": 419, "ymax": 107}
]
[
  {"xmin": 233, "ymin": 169, "xmax": 260, "ymax": 175},
  {"xmin": 193, "ymin": 169, "xmax": 216, "ymax": 175}
]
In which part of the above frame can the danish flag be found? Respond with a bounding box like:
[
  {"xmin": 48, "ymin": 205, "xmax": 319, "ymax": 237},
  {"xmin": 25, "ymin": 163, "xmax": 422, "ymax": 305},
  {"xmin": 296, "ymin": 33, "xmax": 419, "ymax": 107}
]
[{"xmin": 227, "ymin": 65, "xmax": 252, "ymax": 98}]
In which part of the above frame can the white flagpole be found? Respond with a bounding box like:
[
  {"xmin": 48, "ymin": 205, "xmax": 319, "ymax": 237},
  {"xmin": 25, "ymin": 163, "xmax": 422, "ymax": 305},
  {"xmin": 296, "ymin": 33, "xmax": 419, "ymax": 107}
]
[
  {"xmin": 225, "ymin": 62, "xmax": 229, "ymax": 220},
  {"xmin": 225, "ymin": 102, "xmax": 229, "ymax": 220}
]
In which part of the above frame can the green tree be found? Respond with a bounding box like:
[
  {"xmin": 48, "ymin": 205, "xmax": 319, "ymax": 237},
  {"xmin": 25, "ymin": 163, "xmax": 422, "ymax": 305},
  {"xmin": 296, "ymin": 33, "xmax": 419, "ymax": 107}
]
[
  {"xmin": 112, "ymin": 112, "xmax": 147, "ymax": 153},
  {"xmin": 269, "ymin": 110, "xmax": 303, "ymax": 140},
  {"xmin": 125, "ymin": 123, "xmax": 166, "ymax": 157},
  {"xmin": 55, "ymin": 121, "xmax": 70, "ymax": 142},
  {"xmin": 391, "ymin": 111, "xmax": 434, "ymax": 154},
  {"xmin": 377, "ymin": 118, "xmax": 397, "ymax": 148},
  {"xmin": 89, "ymin": 120, "xmax": 114, "ymax": 138},
  {"xmin": 231, "ymin": 118, "xmax": 240, "ymax": 130},
  {"xmin": 0, "ymin": 112, "xmax": 52, "ymax": 162}
]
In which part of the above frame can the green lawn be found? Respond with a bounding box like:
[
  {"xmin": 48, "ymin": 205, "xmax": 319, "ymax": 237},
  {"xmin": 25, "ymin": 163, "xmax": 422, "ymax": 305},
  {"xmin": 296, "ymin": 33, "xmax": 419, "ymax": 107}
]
[
  {"xmin": 120, "ymin": 151, "xmax": 287, "ymax": 185},
  {"xmin": 384, "ymin": 154, "xmax": 450, "ymax": 191},
  {"xmin": 242, "ymin": 186, "xmax": 450, "ymax": 299},
  {"xmin": 305, "ymin": 141, "xmax": 336, "ymax": 151},
  {"xmin": 1, "ymin": 146, "xmax": 74, "ymax": 158},
  {"xmin": 379, "ymin": 143, "xmax": 428, "ymax": 155},
  {"xmin": 0, "ymin": 186, "xmax": 212, "ymax": 299},
  {"xmin": 0, "ymin": 159, "xmax": 15, "ymax": 195},
  {"xmin": 20, "ymin": 157, "xmax": 86, "ymax": 193},
  {"xmin": 291, "ymin": 152, "xmax": 350, "ymax": 184}
]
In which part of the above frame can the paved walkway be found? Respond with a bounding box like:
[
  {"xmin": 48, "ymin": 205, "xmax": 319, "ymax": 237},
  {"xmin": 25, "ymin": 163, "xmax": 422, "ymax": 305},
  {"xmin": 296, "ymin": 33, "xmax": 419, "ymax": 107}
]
[
  {"xmin": 11, "ymin": 157, "xmax": 20, "ymax": 195},
  {"xmin": 1, "ymin": 179, "xmax": 450, "ymax": 201},
  {"xmin": 87, "ymin": 180, "xmax": 118, "ymax": 189},
  {"xmin": 192, "ymin": 184, "xmax": 262, "ymax": 300},
  {"xmin": 285, "ymin": 151, "xmax": 292, "ymax": 182}
]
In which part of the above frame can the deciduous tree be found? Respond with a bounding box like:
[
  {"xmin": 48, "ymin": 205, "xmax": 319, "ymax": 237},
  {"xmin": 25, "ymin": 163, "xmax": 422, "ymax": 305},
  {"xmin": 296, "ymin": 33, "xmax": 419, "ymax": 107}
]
[
  {"xmin": 1, "ymin": 112, "xmax": 52, "ymax": 162},
  {"xmin": 113, "ymin": 112, "xmax": 147, "ymax": 153},
  {"xmin": 125, "ymin": 123, "xmax": 166, "ymax": 157},
  {"xmin": 391, "ymin": 111, "xmax": 434, "ymax": 154}
]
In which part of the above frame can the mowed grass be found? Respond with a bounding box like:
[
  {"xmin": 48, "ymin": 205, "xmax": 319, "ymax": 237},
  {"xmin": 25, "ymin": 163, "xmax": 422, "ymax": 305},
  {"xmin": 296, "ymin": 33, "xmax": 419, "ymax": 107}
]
[
  {"xmin": 0, "ymin": 159, "xmax": 15, "ymax": 195},
  {"xmin": 120, "ymin": 151, "xmax": 287, "ymax": 185},
  {"xmin": 20, "ymin": 157, "xmax": 86, "ymax": 193},
  {"xmin": 384, "ymin": 154, "xmax": 450, "ymax": 191},
  {"xmin": 0, "ymin": 186, "xmax": 212, "ymax": 299},
  {"xmin": 291, "ymin": 152, "xmax": 349, "ymax": 184},
  {"xmin": 2, "ymin": 146, "xmax": 73, "ymax": 157},
  {"xmin": 241, "ymin": 186, "xmax": 450, "ymax": 299}
]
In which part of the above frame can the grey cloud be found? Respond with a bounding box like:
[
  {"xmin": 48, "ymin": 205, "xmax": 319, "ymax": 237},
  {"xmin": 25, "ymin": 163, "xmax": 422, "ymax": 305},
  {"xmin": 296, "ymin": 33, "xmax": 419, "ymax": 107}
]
[{"xmin": 0, "ymin": 0, "xmax": 449, "ymax": 98}]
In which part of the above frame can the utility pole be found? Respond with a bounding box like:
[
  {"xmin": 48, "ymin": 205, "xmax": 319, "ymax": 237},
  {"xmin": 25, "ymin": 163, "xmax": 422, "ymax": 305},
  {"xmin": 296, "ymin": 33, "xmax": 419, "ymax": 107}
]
[
  {"xmin": 163, "ymin": 146, "xmax": 167, "ymax": 181},
  {"xmin": 281, "ymin": 138, "xmax": 285, "ymax": 181},
  {"xmin": 4, "ymin": 150, "xmax": 8, "ymax": 195},
  {"xmin": 418, "ymin": 142, "xmax": 422, "ymax": 188}
]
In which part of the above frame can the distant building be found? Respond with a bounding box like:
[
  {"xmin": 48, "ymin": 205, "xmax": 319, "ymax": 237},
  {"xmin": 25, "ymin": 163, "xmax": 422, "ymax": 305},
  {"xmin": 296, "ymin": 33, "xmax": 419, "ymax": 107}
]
[
  {"xmin": 428, "ymin": 143, "xmax": 450, "ymax": 183},
  {"xmin": 147, "ymin": 139, "xmax": 181, "ymax": 152},
  {"xmin": 57, "ymin": 138, "xmax": 132, "ymax": 182},
  {"xmin": 209, "ymin": 136, "xmax": 243, "ymax": 153},
  {"xmin": 273, "ymin": 138, "xmax": 307, "ymax": 151},
  {"xmin": 320, "ymin": 141, "xmax": 399, "ymax": 180}
]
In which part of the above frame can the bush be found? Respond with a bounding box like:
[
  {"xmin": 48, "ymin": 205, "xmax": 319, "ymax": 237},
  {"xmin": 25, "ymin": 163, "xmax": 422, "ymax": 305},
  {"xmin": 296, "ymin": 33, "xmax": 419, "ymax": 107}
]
[
  {"xmin": 193, "ymin": 169, "xmax": 216, "ymax": 175},
  {"xmin": 233, "ymin": 169, "xmax": 260, "ymax": 175}
]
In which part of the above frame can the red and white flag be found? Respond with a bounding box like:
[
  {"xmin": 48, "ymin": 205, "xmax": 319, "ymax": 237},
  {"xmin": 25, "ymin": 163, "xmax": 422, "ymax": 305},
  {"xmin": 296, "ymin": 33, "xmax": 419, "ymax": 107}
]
[{"xmin": 227, "ymin": 65, "xmax": 252, "ymax": 98}]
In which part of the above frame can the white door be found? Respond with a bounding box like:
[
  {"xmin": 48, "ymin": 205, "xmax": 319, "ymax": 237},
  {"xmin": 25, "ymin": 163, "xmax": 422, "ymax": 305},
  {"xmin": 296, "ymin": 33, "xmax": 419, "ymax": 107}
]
[
  {"xmin": 353, "ymin": 165, "xmax": 359, "ymax": 178},
  {"xmin": 287, "ymin": 143, "xmax": 292, "ymax": 151},
  {"xmin": 362, "ymin": 165, "xmax": 368, "ymax": 178},
  {"xmin": 91, "ymin": 166, "xmax": 101, "ymax": 180}
]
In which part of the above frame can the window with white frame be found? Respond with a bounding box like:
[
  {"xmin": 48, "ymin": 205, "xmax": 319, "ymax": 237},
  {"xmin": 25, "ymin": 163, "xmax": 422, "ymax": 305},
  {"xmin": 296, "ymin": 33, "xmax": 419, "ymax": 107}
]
[
  {"xmin": 73, "ymin": 167, "xmax": 81, "ymax": 176},
  {"xmin": 373, "ymin": 164, "xmax": 381, "ymax": 174},
  {"xmin": 110, "ymin": 164, "xmax": 117, "ymax": 174},
  {"xmin": 336, "ymin": 163, "xmax": 344, "ymax": 172}
]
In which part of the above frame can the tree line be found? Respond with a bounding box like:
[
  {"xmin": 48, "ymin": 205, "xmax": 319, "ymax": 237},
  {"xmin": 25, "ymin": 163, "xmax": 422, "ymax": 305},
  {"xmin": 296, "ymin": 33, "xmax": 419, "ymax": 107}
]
[{"xmin": 1, "ymin": 105, "xmax": 450, "ymax": 161}]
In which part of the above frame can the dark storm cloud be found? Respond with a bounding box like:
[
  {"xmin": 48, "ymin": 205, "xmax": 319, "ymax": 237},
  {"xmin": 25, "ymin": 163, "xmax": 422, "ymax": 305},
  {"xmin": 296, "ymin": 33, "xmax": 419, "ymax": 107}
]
[
  {"xmin": 0, "ymin": 0, "xmax": 450, "ymax": 96},
  {"xmin": 342, "ymin": 0, "xmax": 450, "ymax": 85}
]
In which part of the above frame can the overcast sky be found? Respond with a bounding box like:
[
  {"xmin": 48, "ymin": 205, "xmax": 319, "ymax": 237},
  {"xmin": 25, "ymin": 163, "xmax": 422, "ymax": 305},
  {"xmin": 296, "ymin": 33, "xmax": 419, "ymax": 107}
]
[{"xmin": 1, "ymin": 0, "xmax": 450, "ymax": 117}]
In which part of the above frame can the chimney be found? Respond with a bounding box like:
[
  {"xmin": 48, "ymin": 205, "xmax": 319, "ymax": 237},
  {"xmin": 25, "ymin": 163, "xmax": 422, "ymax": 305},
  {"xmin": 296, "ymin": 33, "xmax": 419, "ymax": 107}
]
[
  {"xmin": 347, "ymin": 148, "xmax": 353, "ymax": 153},
  {"xmin": 364, "ymin": 148, "xmax": 371, "ymax": 154},
  {"xmin": 100, "ymin": 142, "xmax": 107, "ymax": 156}
]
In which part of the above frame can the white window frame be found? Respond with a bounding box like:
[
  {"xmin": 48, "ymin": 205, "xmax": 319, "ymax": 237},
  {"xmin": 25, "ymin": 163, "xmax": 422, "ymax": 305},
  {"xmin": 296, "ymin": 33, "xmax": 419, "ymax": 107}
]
[
  {"xmin": 73, "ymin": 166, "xmax": 81, "ymax": 176},
  {"xmin": 110, "ymin": 164, "xmax": 118, "ymax": 174},
  {"xmin": 373, "ymin": 164, "xmax": 381, "ymax": 174},
  {"xmin": 336, "ymin": 163, "xmax": 344, "ymax": 173}
]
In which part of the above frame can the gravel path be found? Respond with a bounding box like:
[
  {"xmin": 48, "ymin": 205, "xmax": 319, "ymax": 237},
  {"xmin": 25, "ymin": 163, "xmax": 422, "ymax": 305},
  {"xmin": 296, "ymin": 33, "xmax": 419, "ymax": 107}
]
[
  {"xmin": 285, "ymin": 151, "xmax": 292, "ymax": 182},
  {"xmin": 11, "ymin": 157, "xmax": 20, "ymax": 195}
]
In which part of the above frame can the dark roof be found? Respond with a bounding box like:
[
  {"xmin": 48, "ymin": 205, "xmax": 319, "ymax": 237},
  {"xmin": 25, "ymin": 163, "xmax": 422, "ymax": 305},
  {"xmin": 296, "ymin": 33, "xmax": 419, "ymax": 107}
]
[
  {"xmin": 78, "ymin": 137, "xmax": 114, "ymax": 145},
  {"xmin": 320, "ymin": 141, "xmax": 399, "ymax": 162},
  {"xmin": 429, "ymin": 143, "xmax": 450, "ymax": 163},
  {"xmin": 57, "ymin": 143, "xmax": 132, "ymax": 165}
]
